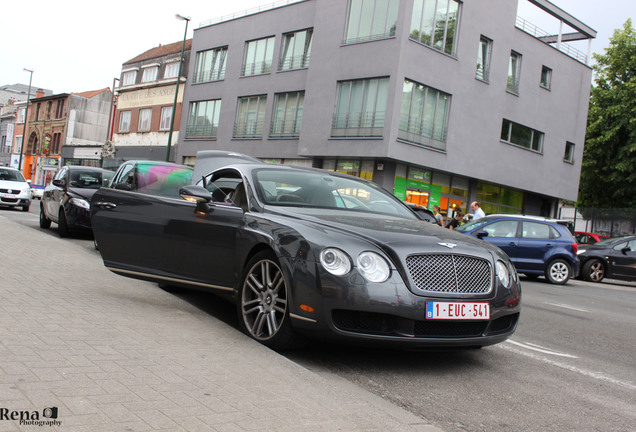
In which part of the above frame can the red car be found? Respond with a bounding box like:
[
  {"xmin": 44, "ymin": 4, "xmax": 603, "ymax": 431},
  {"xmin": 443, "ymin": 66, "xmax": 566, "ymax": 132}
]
[{"xmin": 575, "ymin": 231, "xmax": 610, "ymax": 245}]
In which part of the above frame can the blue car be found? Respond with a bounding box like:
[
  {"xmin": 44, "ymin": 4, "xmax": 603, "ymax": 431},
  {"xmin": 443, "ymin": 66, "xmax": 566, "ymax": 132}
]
[{"xmin": 456, "ymin": 215, "xmax": 579, "ymax": 285}]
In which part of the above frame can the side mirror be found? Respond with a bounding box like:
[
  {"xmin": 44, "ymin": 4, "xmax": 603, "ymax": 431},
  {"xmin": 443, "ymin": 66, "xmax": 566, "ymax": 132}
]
[
  {"xmin": 621, "ymin": 246, "xmax": 631, "ymax": 254},
  {"xmin": 52, "ymin": 179, "xmax": 65, "ymax": 188},
  {"xmin": 180, "ymin": 185, "xmax": 212, "ymax": 214},
  {"xmin": 476, "ymin": 231, "xmax": 489, "ymax": 239}
]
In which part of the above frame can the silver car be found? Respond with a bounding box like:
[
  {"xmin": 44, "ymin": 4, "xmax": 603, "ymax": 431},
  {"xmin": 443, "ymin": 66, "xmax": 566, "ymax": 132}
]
[{"xmin": 0, "ymin": 167, "xmax": 32, "ymax": 212}]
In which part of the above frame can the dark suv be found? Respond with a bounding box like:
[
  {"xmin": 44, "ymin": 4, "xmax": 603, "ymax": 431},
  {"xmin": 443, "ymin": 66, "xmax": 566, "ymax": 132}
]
[{"xmin": 456, "ymin": 215, "xmax": 579, "ymax": 284}]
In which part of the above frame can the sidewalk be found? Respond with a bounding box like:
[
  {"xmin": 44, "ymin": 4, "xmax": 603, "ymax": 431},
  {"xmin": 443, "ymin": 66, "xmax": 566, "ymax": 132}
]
[{"xmin": 0, "ymin": 215, "xmax": 444, "ymax": 432}]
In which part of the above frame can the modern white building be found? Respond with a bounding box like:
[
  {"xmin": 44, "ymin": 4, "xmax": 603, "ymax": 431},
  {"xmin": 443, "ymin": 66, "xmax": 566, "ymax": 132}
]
[{"xmin": 176, "ymin": 0, "xmax": 595, "ymax": 219}]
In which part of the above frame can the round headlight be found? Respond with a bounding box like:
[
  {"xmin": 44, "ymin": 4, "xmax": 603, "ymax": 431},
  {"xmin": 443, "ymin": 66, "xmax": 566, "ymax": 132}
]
[
  {"xmin": 496, "ymin": 260, "xmax": 511, "ymax": 288},
  {"xmin": 357, "ymin": 251, "xmax": 390, "ymax": 283},
  {"xmin": 320, "ymin": 248, "xmax": 351, "ymax": 276}
]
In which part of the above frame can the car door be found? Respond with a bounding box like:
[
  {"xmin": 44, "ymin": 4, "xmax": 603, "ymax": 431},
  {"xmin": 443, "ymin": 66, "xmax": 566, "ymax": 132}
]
[
  {"xmin": 477, "ymin": 220, "xmax": 520, "ymax": 263},
  {"xmin": 610, "ymin": 239, "xmax": 636, "ymax": 280},
  {"xmin": 516, "ymin": 221, "xmax": 556, "ymax": 272},
  {"xmin": 92, "ymin": 163, "xmax": 242, "ymax": 289},
  {"xmin": 45, "ymin": 167, "xmax": 66, "ymax": 221}
]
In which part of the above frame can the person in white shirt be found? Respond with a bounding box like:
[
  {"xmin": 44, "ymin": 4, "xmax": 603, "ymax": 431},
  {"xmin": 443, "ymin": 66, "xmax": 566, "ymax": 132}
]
[{"xmin": 470, "ymin": 201, "xmax": 486, "ymax": 221}]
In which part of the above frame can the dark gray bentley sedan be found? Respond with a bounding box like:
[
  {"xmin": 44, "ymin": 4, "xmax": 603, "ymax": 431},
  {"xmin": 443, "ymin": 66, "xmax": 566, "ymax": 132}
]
[{"xmin": 91, "ymin": 153, "xmax": 521, "ymax": 350}]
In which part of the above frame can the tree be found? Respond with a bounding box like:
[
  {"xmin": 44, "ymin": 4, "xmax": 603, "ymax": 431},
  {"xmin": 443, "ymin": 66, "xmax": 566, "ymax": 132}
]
[{"xmin": 578, "ymin": 19, "xmax": 636, "ymax": 208}]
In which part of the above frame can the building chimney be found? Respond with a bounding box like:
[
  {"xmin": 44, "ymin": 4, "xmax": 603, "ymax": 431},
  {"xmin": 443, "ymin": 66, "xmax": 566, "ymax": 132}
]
[{"xmin": 36, "ymin": 88, "xmax": 45, "ymax": 97}]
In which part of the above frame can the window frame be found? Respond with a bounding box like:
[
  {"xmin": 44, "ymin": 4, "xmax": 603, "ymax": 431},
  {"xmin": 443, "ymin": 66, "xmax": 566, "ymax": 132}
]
[
  {"xmin": 540, "ymin": 65, "xmax": 552, "ymax": 90},
  {"xmin": 121, "ymin": 70, "xmax": 137, "ymax": 86},
  {"xmin": 234, "ymin": 95, "xmax": 268, "ymax": 138},
  {"xmin": 164, "ymin": 62, "xmax": 180, "ymax": 79},
  {"xmin": 332, "ymin": 77, "xmax": 389, "ymax": 138},
  {"xmin": 242, "ymin": 37, "xmax": 275, "ymax": 77},
  {"xmin": 500, "ymin": 119, "xmax": 543, "ymax": 153},
  {"xmin": 194, "ymin": 46, "xmax": 228, "ymax": 83},
  {"xmin": 409, "ymin": 0, "xmax": 461, "ymax": 56},
  {"xmin": 138, "ymin": 108, "xmax": 152, "ymax": 132},
  {"xmin": 564, "ymin": 141, "xmax": 575, "ymax": 163},
  {"xmin": 118, "ymin": 111, "xmax": 131, "ymax": 133},
  {"xmin": 160, "ymin": 106, "xmax": 173, "ymax": 131},
  {"xmin": 280, "ymin": 29, "xmax": 313, "ymax": 71},
  {"xmin": 507, "ymin": 51, "xmax": 522, "ymax": 94},
  {"xmin": 270, "ymin": 91, "xmax": 305, "ymax": 138},
  {"xmin": 186, "ymin": 99, "xmax": 222, "ymax": 139},
  {"xmin": 476, "ymin": 36, "xmax": 492, "ymax": 82},
  {"xmin": 344, "ymin": 0, "xmax": 400, "ymax": 44},
  {"xmin": 141, "ymin": 65, "xmax": 159, "ymax": 83}
]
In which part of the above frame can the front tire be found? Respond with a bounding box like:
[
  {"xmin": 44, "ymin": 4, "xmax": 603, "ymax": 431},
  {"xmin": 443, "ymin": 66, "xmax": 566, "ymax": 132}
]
[
  {"xmin": 545, "ymin": 259, "xmax": 571, "ymax": 285},
  {"xmin": 582, "ymin": 259, "xmax": 605, "ymax": 282},
  {"xmin": 39, "ymin": 206, "xmax": 51, "ymax": 228},
  {"xmin": 238, "ymin": 251, "xmax": 302, "ymax": 351},
  {"xmin": 58, "ymin": 210, "xmax": 70, "ymax": 238}
]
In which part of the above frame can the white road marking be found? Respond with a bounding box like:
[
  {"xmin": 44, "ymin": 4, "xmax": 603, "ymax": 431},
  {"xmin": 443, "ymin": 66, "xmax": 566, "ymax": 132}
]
[
  {"xmin": 500, "ymin": 341, "xmax": 636, "ymax": 392},
  {"xmin": 545, "ymin": 302, "xmax": 589, "ymax": 313},
  {"xmin": 505, "ymin": 339, "xmax": 578, "ymax": 358}
]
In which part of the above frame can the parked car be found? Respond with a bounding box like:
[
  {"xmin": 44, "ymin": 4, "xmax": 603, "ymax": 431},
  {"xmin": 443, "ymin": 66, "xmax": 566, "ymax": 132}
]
[
  {"xmin": 405, "ymin": 202, "xmax": 438, "ymax": 223},
  {"xmin": 575, "ymin": 231, "xmax": 610, "ymax": 245},
  {"xmin": 0, "ymin": 167, "xmax": 32, "ymax": 212},
  {"xmin": 30, "ymin": 184, "xmax": 45, "ymax": 199},
  {"xmin": 90, "ymin": 152, "xmax": 521, "ymax": 351},
  {"xmin": 455, "ymin": 214, "xmax": 579, "ymax": 285},
  {"xmin": 40, "ymin": 166, "xmax": 115, "ymax": 237},
  {"xmin": 577, "ymin": 235, "xmax": 636, "ymax": 282}
]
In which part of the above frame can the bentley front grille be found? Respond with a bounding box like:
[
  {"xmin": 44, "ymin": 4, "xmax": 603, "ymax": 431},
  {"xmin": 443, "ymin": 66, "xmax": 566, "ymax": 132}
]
[{"xmin": 405, "ymin": 254, "xmax": 492, "ymax": 294}]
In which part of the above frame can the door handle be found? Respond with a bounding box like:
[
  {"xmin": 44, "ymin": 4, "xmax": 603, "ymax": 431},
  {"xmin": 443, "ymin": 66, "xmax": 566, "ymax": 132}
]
[{"xmin": 93, "ymin": 201, "xmax": 117, "ymax": 209}]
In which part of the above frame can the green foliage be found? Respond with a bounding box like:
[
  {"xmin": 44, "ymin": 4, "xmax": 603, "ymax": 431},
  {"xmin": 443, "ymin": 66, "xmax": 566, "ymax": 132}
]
[{"xmin": 579, "ymin": 19, "xmax": 636, "ymax": 207}]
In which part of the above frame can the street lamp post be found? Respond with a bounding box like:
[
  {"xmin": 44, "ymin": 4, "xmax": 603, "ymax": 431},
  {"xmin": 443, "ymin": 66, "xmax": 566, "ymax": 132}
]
[
  {"xmin": 18, "ymin": 68, "xmax": 33, "ymax": 173},
  {"xmin": 165, "ymin": 13, "xmax": 190, "ymax": 162}
]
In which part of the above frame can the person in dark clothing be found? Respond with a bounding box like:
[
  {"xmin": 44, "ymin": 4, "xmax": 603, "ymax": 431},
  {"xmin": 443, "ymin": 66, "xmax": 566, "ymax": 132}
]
[{"xmin": 446, "ymin": 211, "xmax": 463, "ymax": 230}]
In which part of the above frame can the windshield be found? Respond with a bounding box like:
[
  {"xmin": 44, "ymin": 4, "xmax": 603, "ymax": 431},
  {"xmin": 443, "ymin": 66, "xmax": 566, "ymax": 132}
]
[
  {"xmin": 455, "ymin": 218, "xmax": 492, "ymax": 232},
  {"xmin": 0, "ymin": 169, "xmax": 26, "ymax": 183},
  {"xmin": 69, "ymin": 170, "xmax": 114, "ymax": 189},
  {"xmin": 598, "ymin": 235, "xmax": 631, "ymax": 246},
  {"xmin": 254, "ymin": 168, "xmax": 417, "ymax": 219}
]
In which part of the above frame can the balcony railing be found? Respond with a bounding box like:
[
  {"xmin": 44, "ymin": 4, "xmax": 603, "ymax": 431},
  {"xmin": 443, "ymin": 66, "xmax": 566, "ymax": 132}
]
[
  {"xmin": 331, "ymin": 112, "xmax": 385, "ymax": 138},
  {"xmin": 515, "ymin": 16, "xmax": 588, "ymax": 64}
]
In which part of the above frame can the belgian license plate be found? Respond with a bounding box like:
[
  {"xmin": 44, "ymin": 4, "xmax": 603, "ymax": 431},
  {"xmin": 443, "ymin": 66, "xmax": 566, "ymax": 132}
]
[{"xmin": 426, "ymin": 302, "xmax": 490, "ymax": 320}]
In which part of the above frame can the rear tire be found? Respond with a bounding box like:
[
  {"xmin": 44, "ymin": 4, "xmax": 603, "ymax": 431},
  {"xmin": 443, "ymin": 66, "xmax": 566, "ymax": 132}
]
[
  {"xmin": 582, "ymin": 259, "xmax": 605, "ymax": 282},
  {"xmin": 545, "ymin": 259, "xmax": 571, "ymax": 285}
]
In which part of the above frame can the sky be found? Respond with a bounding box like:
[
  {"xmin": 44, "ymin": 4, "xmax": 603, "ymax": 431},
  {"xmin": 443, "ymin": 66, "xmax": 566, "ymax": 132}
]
[{"xmin": 1, "ymin": 0, "xmax": 634, "ymax": 95}]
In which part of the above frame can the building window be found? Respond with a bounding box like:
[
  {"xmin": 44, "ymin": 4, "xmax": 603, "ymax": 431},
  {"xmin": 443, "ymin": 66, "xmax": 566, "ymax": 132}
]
[
  {"xmin": 242, "ymin": 37, "xmax": 275, "ymax": 76},
  {"xmin": 160, "ymin": 107, "xmax": 173, "ymax": 131},
  {"xmin": 564, "ymin": 141, "xmax": 575, "ymax": 163},
  {"xmin": 138, "ymin": 109, "xmax": 152, "ymax": 132},
  {"xmin": 476, "ymin": 36, "xmax": 492, "ymax": 82},
  {"xmin": 410, "ymin": 0, "xmax": 460, "ymax": 56},
  {"xmin": 122, "ymin": 70, "xmax": 137, "ymax": 86},
  {"xmin": 398, "ymin": 79, "xmax": 451, "ymax": 150},
  {"xmin": 119, "ymin": 111, "xmax": 131, "ymax": 133},
  {"xmin": 332, "ymin": 77, "xmax": 388, "ymax": 138},
  {"xmin": 46, "ymin": 101, "xmax": 52, "ymax": 120},
  {"xmin": 17, "ymin": 108, "xmax": 25, "ymax": 123},
  {"xmin": 345, "ymin": 0, "xmax": 399, "ymax": 44},
  {"xmin": 141, "ymin": 66, "xmax": 159, "ymax": 83},
  {"xmin": 234, "ymin": 95, "xmax": 267, "ymax": 138},
  {"xmin": 194, "ymin": 47, "xmax": 228, "ymax": 83},
  {"xmin": 51, "ymin": 133, "xmax": 61, "ymax": 154},
  {"xmin": 271, "ymin": 91, "xmax": 304, "ymax": 138},
  {"xmin": 540, "ymin": 65, "xmax": 552, "ymax": 90},
  {"xmin": 187, "ymin": 100, "xmax": 221, "ymax": 138},
  {"xmin": 476, "ymin": 182, "xmax": 524, "ymax": 215},
  {"xmin": 507, "ymin": 51, "xmax": 522, "ymax": 94},
  {"xmin": 280, "ymin": 29, "xmax": 313, "ymax": 71},
  {"xmin": 500, "ymin": 119, "xmax": 543, "ymax": 152},
  {"xmin": 55, "ymin": 100, "xmax": 64, "ymax": 118},
  {"xmin": 164, "ymin": 62, "xmax": 179, "ymax": 79}
]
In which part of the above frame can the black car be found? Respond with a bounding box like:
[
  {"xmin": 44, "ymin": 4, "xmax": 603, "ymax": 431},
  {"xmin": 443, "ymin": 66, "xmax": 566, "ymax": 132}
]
[
  {"xmin": 577, "ymin": 235, "xmax": 636, "ymax": 282},
  {"xmin": 40, "ymin": 166, "xmax": 114, "ymax": 237},
  {"xmin": 91, "ymin": 152, "xmax": 521, "ymax": 351}
]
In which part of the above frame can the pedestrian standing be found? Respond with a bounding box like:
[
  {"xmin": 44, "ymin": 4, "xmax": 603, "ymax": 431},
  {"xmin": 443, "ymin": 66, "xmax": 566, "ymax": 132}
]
[
  {"xmin": 433, "ymin": 205, "xmax": 443, "ymax": 226},
  {"xmin": 470, "ymin": 201, "xmax": 485, "ymax": 221},
  {"xmin": 446, "ymin": 211, "xmax": 463, "ymax": 230}
]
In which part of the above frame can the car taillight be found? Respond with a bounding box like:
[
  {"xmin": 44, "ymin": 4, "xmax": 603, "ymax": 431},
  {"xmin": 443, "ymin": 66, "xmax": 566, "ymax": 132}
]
[{"xmin": 572, "ymin": 243, "xmax": 578, "ymax": 254}]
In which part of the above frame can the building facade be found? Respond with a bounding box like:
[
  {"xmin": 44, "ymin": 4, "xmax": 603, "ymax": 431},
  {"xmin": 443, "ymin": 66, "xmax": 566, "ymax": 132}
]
[
  {"xmin": 20, "ymin": 89, "xmax": 112, "ymax": 187},
  {"xmin": 176, "ymin": 0, "xmax": 595, "ymax": 219},
  {"xmin": 110, "ymin": 40, "xmax": 192, "ymax": 166}
]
